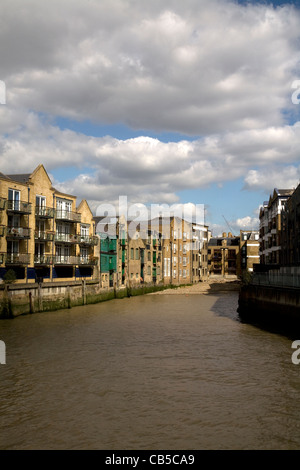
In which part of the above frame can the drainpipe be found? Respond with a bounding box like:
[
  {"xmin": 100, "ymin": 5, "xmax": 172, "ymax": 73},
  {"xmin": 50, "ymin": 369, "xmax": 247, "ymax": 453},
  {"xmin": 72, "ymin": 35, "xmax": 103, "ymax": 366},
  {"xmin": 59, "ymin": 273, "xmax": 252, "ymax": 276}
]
[{"xmin": 26, "ymin": 186, "xmax": 30, "ymax": 283}]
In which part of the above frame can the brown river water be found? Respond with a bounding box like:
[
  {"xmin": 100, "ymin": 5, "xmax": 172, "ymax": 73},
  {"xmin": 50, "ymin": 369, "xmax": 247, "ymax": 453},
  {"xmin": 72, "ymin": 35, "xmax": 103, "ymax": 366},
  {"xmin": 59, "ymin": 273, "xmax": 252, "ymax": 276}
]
[{"xmin": 0, "ymin": 289, "xmax": 300, "ymax": 450}]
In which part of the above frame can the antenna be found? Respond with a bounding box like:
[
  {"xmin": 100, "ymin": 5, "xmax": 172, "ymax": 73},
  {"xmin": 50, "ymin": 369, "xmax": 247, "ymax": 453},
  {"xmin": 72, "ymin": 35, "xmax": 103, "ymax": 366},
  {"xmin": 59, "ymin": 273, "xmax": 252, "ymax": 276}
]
[{"xmin": 222, "ymin": 215, "xmax": 235, "ymax": 236}]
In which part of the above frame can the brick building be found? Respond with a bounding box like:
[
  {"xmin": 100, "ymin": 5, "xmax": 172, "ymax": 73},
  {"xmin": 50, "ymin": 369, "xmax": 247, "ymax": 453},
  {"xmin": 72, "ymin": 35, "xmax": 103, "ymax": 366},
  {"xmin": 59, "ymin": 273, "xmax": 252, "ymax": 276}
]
[{"xmin": 0, "ymin": 164, "xmax": 99, "ymax": 283}]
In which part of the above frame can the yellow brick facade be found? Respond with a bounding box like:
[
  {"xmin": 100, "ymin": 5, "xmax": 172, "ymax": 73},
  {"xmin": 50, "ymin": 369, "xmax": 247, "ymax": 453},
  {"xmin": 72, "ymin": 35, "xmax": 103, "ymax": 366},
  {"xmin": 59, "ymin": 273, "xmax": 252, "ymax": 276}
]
[{"xmin": 0, "ymin": 164, "xmax": 99, "ymax": 283}]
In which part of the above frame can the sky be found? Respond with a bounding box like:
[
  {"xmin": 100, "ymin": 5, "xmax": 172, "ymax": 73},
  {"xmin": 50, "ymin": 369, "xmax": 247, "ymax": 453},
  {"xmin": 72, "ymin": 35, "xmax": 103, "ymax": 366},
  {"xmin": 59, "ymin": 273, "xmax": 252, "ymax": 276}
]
[{"xmin": 1, "ymin": 0, "xmax": 300, "ymax": 236}]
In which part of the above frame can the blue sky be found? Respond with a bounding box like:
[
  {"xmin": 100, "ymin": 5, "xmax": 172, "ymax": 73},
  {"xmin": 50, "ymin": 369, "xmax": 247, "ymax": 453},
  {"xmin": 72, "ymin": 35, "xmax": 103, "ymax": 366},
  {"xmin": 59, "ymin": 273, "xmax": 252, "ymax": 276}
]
[{"xmin": 1, "ymin": 0, "xmax": 300, "ymax": 235}]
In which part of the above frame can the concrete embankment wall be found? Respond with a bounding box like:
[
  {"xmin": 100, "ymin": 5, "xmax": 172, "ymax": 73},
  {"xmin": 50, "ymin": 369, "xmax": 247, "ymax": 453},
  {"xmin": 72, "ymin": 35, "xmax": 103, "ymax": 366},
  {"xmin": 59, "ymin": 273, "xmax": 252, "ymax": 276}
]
[
  {"xmin": 0, "ymin": 281, "xmax": 173, "ymax": 318},
  {"xmin": 238, "ymin": 284, "xmax": 300, "ymax": 329}
]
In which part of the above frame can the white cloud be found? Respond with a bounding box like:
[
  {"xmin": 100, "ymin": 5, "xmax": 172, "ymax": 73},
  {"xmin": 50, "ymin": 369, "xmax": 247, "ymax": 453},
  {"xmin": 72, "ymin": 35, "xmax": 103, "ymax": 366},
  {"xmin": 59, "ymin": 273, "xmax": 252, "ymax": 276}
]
[
  {"xmin": 244, "ymin": 165, "xmax": 300, "ymax": 192},
  {"xmin": 1, "ymin": 0, "xmax": 300, "ymax": 135},
  {"xmin": 1, "ymin": 107, "xmax": 300, "ymax": 207},
  {"xmin": 1, "ymin": 0, "xmax": 300, "ymax": 223}
]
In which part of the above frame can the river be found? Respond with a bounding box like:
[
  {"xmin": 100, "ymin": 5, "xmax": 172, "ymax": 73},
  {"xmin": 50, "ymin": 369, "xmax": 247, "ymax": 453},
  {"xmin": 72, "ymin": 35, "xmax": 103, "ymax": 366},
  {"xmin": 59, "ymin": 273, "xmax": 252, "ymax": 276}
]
[{"xmin": 0, "ymin": 290, "xmax": 299, "ymax": 450}]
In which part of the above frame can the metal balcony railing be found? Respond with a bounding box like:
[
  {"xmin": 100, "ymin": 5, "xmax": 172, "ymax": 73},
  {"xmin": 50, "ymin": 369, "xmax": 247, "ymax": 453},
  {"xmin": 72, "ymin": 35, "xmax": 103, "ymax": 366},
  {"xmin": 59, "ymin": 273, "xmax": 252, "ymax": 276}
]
[
  {"xmin": 55, "ymin": 209, "xmax": 81, "ymax": 223},
  {"xmin": 53, "ymin": 255, "xmax": 80, "ymax": 265},
  {"xmin": 5, "ymin": 253, "xmax": 30, "ymax": 265},
  {"xmin": 35, "ymin": 206, "xmax": 55, "ymax": 218},
  {"xmin": 78, "ymin": 235, "xmax": 98, "ymax": 246},
  {"xmin": 7, "ymin": 200, "xmax": 32, "ymax": 214},
  {"xmin": 53, "ymin": 255, "xmax": 98, "ymax": 266},
  {"xmin": 35, "ymin": 231, "xmax": 55, "ymax": 241},
  {"xmin": 34, "ymin": 255, "xmax": 52, "ymax": 265},
  {"xmin": 55, "ymin": 233, "xmax": 80, "ymax": 243},
  {"xmin": 79, "ymin": 256, "xmax": 98, "ymax": 266},
  {"xmin": 6, "ymin": 226, "xmax": 31, "ymax": 239}
]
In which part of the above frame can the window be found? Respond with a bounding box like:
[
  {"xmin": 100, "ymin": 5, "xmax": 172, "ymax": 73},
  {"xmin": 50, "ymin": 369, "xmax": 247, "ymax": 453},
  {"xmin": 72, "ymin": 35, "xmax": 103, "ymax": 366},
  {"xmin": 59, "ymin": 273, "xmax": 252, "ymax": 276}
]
[
  {"xmin": 80, "ymin": 224, "xmax": 89, "ymax": 237},
  {"xmin": 136, "ymin": 273, "xmax": 139, "ymax": 278},
  {"xmin": 8, "ymin": 189, "xmax": 20, "ymax": 210},
  {"xmin": 80, "ymin": 247, "xmax": 88, "ymax": 261},
  {"xmin": 56, "ymin": 198, "xmax": 72, "ymax": 217},
  {"xmin": 36, "ymin": 195, "xmax": 46, "ymax": 207},
  {"xmin": 164, "ymin": 258, "xmax": 170, "ymax": 277},
  {"xmin": 131, "ymin": 248, "xmax": 134, "ymax": 259},
  {"xmin": 148, "ymin": 251, "xmax": 151, "ymax": 261},
  {"xmin": 135, "ymin": 248, "xmax": 139, "ymax": 260},
  {"xmin": 147, "ymin": 266, "xmax": 151, "ymax": 275}
]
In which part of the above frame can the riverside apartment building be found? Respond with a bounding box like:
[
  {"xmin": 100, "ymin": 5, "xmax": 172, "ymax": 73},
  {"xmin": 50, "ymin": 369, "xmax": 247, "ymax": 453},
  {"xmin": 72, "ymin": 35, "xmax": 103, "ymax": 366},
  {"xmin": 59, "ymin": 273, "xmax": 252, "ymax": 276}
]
[
  {"xmin": 259, "ymin": 188, "xmax": 294, "ymax": 266},
  {"xmin": 0, "ymin": 164, "xmax": 99, "ymax": 283},
  {"xmin": 95, "ymin": 215, "xmax": 209, "ymax": 288}
]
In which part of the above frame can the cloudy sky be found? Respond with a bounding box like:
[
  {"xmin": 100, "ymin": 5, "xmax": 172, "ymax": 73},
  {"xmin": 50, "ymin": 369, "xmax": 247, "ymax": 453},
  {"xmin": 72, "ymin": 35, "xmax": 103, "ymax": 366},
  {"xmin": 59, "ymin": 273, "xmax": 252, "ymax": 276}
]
[{"xmin": 1, "ymin": 0, "xmax": 300, "ymax": 235}]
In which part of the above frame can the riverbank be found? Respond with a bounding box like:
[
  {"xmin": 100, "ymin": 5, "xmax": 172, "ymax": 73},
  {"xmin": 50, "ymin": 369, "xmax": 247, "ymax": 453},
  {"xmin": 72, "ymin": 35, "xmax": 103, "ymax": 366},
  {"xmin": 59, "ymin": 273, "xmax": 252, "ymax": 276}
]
[
  {"xmin": 238, "ymin": 283, "xmax": 300, "ymax": 334},
  {"xmin": 0, "ymin": 278, "xmax": 241, "ymax": 318},
  {"xmin": 0, "ymin": 281, "xmax": 173, "ymax": 318},
  {"xmin": 148, "ymin": 278, "xmax": 241, "ymax": 295}
]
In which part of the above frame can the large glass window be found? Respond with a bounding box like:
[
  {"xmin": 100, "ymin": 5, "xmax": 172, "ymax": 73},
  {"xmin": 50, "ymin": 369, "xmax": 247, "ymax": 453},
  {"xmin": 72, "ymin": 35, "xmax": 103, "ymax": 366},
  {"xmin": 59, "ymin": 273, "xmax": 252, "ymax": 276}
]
[{"xmin": 8, "ymin": 189, "xmax": 20, "ymax": 210}]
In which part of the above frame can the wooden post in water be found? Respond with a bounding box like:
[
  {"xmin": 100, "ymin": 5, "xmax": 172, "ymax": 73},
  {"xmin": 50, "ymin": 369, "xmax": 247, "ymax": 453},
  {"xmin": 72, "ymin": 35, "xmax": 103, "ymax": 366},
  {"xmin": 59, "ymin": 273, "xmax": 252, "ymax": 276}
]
[
  {"xmin": 82, "ymin": 280, "xmax": 87, "ymax": 305},
  {"xmin": 67, "ymin": 285, "xmax": 71, "ymax": 309},
  {"xmin": 38, "ymin": 283, "xmax": 43, "ymax": 312},
  {"xmin": 29, "ymin": 291, "xmax": 34, "ymax": 313}
]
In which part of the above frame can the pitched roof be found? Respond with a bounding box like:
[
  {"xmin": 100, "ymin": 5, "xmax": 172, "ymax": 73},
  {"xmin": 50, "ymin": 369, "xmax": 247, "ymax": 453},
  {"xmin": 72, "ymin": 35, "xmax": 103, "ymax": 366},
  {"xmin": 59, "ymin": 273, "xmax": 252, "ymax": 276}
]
[
  {"xmin": 0, "ymin": 172, "xmax": 12, "ymax": 180},
  {"xmin": 5, "ymin": 173, "xmax": 31, "ymax": 183}
]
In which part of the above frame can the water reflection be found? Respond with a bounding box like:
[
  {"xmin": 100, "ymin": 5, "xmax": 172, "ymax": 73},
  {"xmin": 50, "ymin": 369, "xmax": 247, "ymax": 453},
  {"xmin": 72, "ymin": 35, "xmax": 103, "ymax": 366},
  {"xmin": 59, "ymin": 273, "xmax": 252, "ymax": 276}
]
[{"xmin": 0, "ymin": 292, "xmax": 299, "ymax": 450}]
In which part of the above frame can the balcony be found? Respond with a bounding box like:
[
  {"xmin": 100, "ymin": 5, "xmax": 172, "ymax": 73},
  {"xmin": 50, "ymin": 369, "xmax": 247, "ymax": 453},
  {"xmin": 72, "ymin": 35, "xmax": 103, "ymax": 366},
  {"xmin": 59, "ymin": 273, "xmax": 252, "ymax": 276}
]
[
  {"xmin": 7, "ymin": 200, "xmax": 32, "ymax": 214},
  {"xmin": 55, "ymin": 209, "xmax": 81, "ymax": 223},
  {"xmin": 53, "ymin": 255, "xmax": 81, "ymax": 265},
  {"xmin": 55, "ymin": 233, "xmax": 80, "ymax": 244},
  {"xmin": 35, "ymin": 231, "xmax": 55, "ymax": 242},
  {"xmin": 6, "ymin": 226, "xmax": 31, "ymax": 239},
  {"xmin": 34, "ymin": 255, "xmax": 52, "ymax": 265},
  {"xmin": 0, "ymin": 253, "xmax": 4, "ymax": 264},
  {"xmin": 5, "ymin": 253, "xmax": 30, "ymax": 265},
  {"xmin": 78, "ymin": 235, "xmax": 98, "ymax": 246},
  {"xmin": 0, "ymin": 225, "xmax": 5, "ymax": 237},
  {"xmin": 0, "ymin": 198, "xmax": 6, "ymax": 210},
  {"xmin": 35, "ymin": 206, "xmax": 55, "ymax": 219},
  {"xmin": 53, "ymin": 255, "xmax": 97, "ymax": 266},
  {"xmin": 78, "ymin": 256, "xmax": 98, "ymax": 266}
]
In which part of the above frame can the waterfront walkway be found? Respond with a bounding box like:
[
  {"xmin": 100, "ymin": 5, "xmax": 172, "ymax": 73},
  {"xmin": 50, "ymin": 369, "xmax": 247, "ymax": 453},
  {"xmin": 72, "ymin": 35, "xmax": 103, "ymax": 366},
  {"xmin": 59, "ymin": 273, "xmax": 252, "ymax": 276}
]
[{"xmin": 149, "ymin": 278, "xmax": 241, "ymax": 295}]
